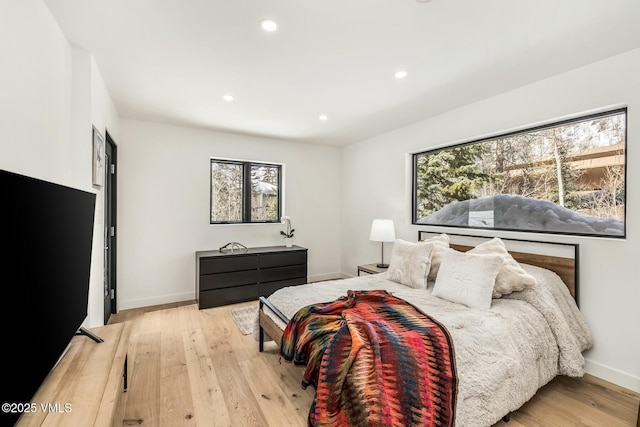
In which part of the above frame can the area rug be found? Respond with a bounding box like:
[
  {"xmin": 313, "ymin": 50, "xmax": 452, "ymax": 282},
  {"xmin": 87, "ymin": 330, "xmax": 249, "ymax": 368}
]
[{"xmin": 229, "ymin": 304, "xmax": 259, "ymax": 335}]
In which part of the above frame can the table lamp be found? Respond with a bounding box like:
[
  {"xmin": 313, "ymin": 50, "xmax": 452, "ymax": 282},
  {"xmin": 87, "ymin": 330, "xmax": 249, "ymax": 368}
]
[{"xmin": 369, "ymin": 219, "xmax": 395, "ymax": 268}]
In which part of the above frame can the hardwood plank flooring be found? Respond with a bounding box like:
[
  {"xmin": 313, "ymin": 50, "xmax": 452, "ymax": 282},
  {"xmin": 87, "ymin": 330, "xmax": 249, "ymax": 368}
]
[{"xmin": 109, "ymin": 301, "xmax": 640, "ymax": 426}]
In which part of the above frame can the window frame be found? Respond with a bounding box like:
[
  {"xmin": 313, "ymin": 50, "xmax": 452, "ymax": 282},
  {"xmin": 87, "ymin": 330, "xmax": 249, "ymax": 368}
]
[
  {"xmin": 411, "ymin": 107, "xmax": 627, "ymax": 238},
  {"xmin": 210, "ymin": 158, "xmax": 283, "ymax": 225}
]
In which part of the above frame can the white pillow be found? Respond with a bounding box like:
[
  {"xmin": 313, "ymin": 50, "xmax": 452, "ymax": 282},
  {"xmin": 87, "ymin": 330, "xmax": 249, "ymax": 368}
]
[
  {"xmin": 387, "ymin": 239, "xmax": 434, "ymax": 289},
  {"xmin": 468, "ymin": 237, "xmax": 537, "ymax": 298},
  {"xmin": 419, "ymin": 233, "xmax": 450, "ymax": 281},
  {"xmin": 432, "ymin": 249, "xmax": 503, "ymax": 309}
]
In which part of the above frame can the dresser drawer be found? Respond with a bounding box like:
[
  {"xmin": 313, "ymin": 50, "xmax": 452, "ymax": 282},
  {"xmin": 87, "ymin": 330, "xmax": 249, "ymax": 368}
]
[
  {"xmin": 260, "ymin": 265, "xmax": 307, "ymax": 283},
  {"xmin": 200, "ymin": 270, "xmax": 259, "ymax": 291},
  {"xmin": 259, "ymin": 251, "xmax": 307, "ymax": 268},
  {"xmin": 199, "ymin": 285, "xmax": 259, "ymax": 308},
  {"xmin": 200, "ymin": 255, "xmax": 258, "ymax": 275}
]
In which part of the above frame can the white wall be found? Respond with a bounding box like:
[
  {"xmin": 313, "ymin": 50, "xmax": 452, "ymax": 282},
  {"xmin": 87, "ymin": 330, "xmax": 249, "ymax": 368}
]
[
  {"xmin": 1, "ymin": 0, "xmax": 72, "ymax": 183},
  {"xmin": 0, "ymin": 0, "xmax": 119, "ymax": 328},
  {"xmin": 341, "ymin": 49, "xmax": 640, "ymax": 392},
  {"xmin": 117, "ymin": 119, "xmax": 342, "ymax": 309}
]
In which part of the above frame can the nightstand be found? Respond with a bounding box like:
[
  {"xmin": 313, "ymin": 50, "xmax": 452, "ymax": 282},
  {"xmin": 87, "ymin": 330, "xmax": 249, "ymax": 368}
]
[{"xmin": 357, "ymin": 263, "xmax": 388, "ymax": 276}]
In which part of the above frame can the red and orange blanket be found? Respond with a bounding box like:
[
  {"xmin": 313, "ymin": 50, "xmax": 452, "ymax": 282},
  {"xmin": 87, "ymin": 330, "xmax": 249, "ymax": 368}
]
[{"xmin": 280, "ymin": 289, "xmax": 457, "ymax": 427}]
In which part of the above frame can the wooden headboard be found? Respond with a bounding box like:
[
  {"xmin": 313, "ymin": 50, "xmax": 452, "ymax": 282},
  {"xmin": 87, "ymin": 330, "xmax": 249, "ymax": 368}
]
[{"xmin": 418, "ymin": 231, "xmax": 579, "ymax": 302}]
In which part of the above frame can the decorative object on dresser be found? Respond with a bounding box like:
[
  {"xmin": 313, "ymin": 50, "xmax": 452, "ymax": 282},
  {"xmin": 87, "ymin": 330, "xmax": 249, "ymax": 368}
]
[
  {"xmin": 196, "ymin": 245, "xmax": 308, "ymax": 309},
  {"xmin": 219, "ymin": 241, "xmax": 248, "ymax": 253},
  {"xmin": 280, "ymin": 216, "xmax": 295, "ymax": 248},
  {"xmin": 369, "ymin": 218, "xmax": 395, "ymax": 268}
]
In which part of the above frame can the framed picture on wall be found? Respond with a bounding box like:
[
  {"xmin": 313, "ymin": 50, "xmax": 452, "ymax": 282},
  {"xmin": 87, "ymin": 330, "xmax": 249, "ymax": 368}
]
[{"xmin": 92, "ymin": 125, "xmax": 105, "ymax": 187}]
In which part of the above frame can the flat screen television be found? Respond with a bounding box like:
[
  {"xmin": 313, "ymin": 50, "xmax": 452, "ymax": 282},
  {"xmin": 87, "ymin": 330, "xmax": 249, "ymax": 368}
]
[{"xmin": 1, "ymin": 169, "xmax": 97, "ymax": 425}]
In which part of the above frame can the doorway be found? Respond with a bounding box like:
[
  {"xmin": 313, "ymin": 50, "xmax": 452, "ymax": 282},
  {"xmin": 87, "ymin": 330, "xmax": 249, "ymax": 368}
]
[{"xmin": 104, "ymin": 131, "xmax": 118, "ymax": 325}]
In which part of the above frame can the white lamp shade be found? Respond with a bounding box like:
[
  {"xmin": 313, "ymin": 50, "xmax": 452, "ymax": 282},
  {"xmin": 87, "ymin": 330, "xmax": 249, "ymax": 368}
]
[{"xmin": 369, "ymin": 219, "xmax": 396, "ymax": 242}]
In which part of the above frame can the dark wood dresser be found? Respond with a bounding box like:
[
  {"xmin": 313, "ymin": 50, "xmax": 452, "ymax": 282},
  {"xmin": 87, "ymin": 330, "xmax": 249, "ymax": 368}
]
[{"xmin": 196, "ymin": 245, "xmax": 308, "ymax": 309}]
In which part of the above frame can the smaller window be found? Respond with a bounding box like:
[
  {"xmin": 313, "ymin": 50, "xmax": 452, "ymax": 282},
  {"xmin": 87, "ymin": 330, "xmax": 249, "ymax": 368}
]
[{"xmin": 210, "ymin": 159, "xmax": 282, "ymax": 224}]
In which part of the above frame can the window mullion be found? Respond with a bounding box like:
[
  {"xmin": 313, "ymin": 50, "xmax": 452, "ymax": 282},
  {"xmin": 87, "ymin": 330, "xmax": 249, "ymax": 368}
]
[{"xmin": 243, "ymin": 163, "xmax": 252, "ymax": 222}]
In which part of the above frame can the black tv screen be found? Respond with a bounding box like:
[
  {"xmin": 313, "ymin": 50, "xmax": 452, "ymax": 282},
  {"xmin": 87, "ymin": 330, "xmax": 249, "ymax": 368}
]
[{"xmin": 1, "ymin": 169, "xmax": 96, "ymax": 425}]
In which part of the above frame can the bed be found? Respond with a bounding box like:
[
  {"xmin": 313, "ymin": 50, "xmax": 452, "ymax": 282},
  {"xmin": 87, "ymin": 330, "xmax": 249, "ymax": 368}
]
[{"xmin": 254, "ymin": 232, "xmax": 593, "ymax": 426}]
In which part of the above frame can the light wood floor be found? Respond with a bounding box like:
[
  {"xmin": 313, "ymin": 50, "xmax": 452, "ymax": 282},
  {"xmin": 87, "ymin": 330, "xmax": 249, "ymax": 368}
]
[{"xmin": 109, "ymin": 300, "xmax": 640, "ymax": 427}]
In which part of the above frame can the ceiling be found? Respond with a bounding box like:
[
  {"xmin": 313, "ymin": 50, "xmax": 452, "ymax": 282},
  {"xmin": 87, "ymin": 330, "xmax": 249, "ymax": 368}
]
[{"xmin": 44, "ymin": 0, "xmax": 640, "ymax": 146}]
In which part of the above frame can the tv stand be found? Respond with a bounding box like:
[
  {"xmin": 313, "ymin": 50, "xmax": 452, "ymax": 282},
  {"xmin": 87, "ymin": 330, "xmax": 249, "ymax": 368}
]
[
  {"xmin": 77, "ymin": 326, "xmax": 105, "ymax": 343},
  {"xmin": 16, "ymin": 322, "xmax": 131, "ymax": 426}
]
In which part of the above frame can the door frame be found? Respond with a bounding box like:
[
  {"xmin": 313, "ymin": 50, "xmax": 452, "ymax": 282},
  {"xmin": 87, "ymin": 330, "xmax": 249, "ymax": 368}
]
[{"xmin": 104, "ymin": 130, "xmax": 118, "ymax": 324}]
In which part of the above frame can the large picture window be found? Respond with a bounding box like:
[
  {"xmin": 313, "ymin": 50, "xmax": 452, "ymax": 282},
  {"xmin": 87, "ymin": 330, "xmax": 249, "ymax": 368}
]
[
  {"xmin": 412, "ymin": 108, "xmax": 626, "ymax": 238},
  {"xmin": 210, "ymin": 159, "xmax": 282, "ymax": 224}
]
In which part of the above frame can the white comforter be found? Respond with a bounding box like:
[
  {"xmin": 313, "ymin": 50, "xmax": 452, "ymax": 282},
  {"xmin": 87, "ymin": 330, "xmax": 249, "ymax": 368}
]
[{"xmin": 254, "ymin": 264, "xmax": 593, "ymax": 427}]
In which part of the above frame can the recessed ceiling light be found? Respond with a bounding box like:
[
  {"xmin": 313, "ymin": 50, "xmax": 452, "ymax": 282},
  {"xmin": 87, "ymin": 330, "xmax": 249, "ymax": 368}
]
[
  {"xmin": 260, "ymin": 19, "xmax": 278, "ymax": 32},
  {"xmin": 319, "ymin": 114, "xmax": 328, "ymax": 121},
  {"xmin": 222, "ymin": 94, "xmax": 234, "ymax": 102},
  {"xmin": 394, "ymin": 70, "xmax": 408, "ymax": 79}
]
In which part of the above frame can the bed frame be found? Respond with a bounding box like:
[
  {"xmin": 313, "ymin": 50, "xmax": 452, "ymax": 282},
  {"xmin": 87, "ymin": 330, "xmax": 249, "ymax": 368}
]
[
  {"xmin": 258, "ymin": 232, "xmax": 579, "ymax": 352},
  {"xmin": 258, "ymin": 233, "xmax": 579, "ymax": 424}
]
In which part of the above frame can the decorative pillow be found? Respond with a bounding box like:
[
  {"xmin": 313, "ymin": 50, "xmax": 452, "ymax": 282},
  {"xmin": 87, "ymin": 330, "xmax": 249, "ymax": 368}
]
[
  {"xmin": 468, "ymin": 237, "xmax": 537, "ymax": 298},
  {"xmin": 419, "ymin": 233, "xmax": 450, "ymax": 282},
  {"xmin": 432, "ymin": 249, "xmax": 503, "ymax": 310},
  {"xmin": 387, "ymin": 239, "xmax": 434, "ymax": 289}
]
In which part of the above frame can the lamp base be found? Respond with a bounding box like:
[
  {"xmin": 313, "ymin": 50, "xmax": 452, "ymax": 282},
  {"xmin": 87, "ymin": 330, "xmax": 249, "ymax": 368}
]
[{"xmin": 376, "ymin": 263, "xmax": 389, "ymax": 269}]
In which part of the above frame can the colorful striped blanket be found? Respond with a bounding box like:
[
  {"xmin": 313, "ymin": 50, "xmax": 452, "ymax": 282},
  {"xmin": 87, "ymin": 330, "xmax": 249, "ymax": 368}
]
[{"xmin": 280, "ymin": 289, "xmax": 457, "ymax": 427}]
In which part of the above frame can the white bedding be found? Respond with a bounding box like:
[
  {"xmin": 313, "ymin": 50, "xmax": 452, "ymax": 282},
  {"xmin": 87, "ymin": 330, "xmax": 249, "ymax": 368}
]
[{"xmin": 254, "ymin": 264, "xmax": 593, "ymax": 427}]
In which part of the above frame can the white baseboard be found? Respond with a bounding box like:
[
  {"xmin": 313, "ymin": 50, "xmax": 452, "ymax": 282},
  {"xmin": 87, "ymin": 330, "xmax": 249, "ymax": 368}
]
[
  {"xmin": 585, "ymin": 359, "xmax": 640, "ymax": 393},
  {"xmin": 118, "ymin": 291, "xmax": 195, "ymax": 311}
]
